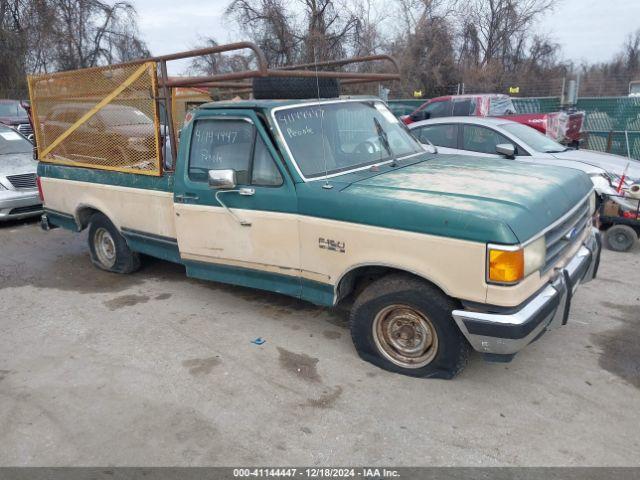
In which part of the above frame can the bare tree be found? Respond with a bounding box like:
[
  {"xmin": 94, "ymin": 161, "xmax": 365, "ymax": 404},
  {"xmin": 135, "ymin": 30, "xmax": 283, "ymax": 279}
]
[
  {"xmin": 53, "ymin": 0, "xmax": 149, "ymax": 70},
  {"xmin": 188, "ymin": 37, "xmax": 253, "ymax": 75},
  {"xmin": 0, "ymin": 0, "xmax": 149, "ymax": 98},
  {"xmin": 226, "ymin": 0, "xmax": 298, "ymax": 67}
]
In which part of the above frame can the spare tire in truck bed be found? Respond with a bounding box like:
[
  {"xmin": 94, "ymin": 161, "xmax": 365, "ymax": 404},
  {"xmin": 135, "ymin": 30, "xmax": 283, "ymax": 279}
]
[{"xmin": 252, "ymin": 76, "xmax": 340, "ymax": 100}]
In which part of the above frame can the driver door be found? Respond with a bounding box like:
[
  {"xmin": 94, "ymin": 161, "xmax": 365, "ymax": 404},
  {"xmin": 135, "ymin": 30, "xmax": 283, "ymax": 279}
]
[{"xmin": 173, "ymin": 109, "xmax": 301, "ymax": 297}]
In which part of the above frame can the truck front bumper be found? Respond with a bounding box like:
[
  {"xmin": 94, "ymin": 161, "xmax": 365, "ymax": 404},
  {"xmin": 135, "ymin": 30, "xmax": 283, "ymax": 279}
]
[{"xmin": 452, "ymin": 228, "xmax": 601, "ymax": 358}]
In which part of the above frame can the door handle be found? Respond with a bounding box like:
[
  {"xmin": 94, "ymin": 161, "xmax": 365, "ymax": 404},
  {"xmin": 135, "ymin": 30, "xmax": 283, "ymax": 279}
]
[
  {"xmin": 215, "ymin": 189, "xmax": 253, "ymax": 227},
  {"xmin": 175, "ymin": 192, "xmax": 199, "ymax": 202}
]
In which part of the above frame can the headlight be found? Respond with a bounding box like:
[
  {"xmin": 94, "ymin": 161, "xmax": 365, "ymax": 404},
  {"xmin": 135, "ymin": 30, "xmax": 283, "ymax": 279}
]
[
  {"xmin": 0, "ymin": 180, "xmax": 7, "ymax": 191},
  {"xmin": 487, "ymin": 236, "xmax": 546, "ymax": 284}
]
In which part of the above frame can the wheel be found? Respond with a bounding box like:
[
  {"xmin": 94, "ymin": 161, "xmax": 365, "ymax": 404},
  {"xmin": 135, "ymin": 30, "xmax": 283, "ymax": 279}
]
[
  {"xmin": 349, "ymin": 274, "xmax": 470, "ymax": 379},
  {"xmin": 605, "ymin": 224, "xmax": 637, "ymax": 252},
  {"xmin": 88, "ymin": 212, "xmax": 140, "ymax": 273},
  {"xmin": 252, "ymin": 76, "xmax": 340, "ymax": 100}
]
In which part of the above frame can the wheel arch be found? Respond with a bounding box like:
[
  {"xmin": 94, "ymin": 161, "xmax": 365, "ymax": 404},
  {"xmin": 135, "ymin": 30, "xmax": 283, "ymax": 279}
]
[
  {"xmin": 75, "ymin": 203, "xmax": 119, "ymax": 231},
  {"xmin": 335, "ymin": 263, "xmax": 454, "ymax": 305}
]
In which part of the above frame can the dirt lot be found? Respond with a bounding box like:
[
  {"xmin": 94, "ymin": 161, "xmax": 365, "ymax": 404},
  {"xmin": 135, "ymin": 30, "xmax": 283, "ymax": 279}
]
[{"xmin": 0, "ymin": 219, "xmax": 638, "ymax": 466}]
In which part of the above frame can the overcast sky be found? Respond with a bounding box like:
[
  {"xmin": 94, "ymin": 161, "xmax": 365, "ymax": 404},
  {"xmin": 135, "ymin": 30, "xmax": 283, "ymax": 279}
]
[{"xmin": 133, "ymin": 0, "xmax": 640, "ymax": 74}]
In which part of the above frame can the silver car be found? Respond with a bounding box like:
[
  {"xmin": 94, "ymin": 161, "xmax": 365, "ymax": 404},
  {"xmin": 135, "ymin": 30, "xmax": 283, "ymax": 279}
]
[
  {"xmin": 409, "ymin": 116, "xmax": 640, "ymax": 197},
  {"xmin": 0, "ymin": 125, "xmax": 42, "ymax": 221}
]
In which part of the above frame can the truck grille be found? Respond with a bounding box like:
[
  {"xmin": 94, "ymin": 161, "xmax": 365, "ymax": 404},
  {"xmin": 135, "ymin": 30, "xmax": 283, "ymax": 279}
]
[
  {"xmin": 16, "ymin": 123, "xmax": 33, "ymax": 137},
  {"xmin": 6, "ymin": 173, "xmax": 37, "ymax": 189},
  {"xmin": 543, "ymin": 196, "xmax": 591, "ymax": 272}
]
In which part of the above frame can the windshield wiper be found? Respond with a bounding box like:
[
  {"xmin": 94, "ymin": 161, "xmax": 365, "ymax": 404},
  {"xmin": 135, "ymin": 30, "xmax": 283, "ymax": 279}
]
[{"xmin": 373, "ymin": 117, "xmax": 397, "ymax": 167}]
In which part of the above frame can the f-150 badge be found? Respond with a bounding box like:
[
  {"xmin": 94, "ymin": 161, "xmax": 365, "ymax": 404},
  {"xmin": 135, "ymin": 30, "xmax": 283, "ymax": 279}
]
[{"xmin": 319, "ymin": 237, "xmax": 345, "ymax": 253}]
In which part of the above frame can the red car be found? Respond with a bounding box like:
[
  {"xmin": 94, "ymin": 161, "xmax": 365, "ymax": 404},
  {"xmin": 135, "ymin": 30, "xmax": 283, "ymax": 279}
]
[{"xmin": 402, "ymin": 94, "xmax": 584, "ymax": 145}]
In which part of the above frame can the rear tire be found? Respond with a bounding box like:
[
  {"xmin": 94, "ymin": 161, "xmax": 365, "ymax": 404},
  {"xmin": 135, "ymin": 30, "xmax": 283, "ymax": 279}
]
[
  {"xmin": 605, "ymin": 224, "xmax": 637, "ymax": 252},
  {"xmin": 88, "ymin": 213, "xmax": 140, "ymax": 273},
  {"xmin": 252, "ymin": 77, "xmax": 340, "ymax": 100},
  {"xmin": 349, "ymin": 274, "xmax": 470, "ymax": 379}
]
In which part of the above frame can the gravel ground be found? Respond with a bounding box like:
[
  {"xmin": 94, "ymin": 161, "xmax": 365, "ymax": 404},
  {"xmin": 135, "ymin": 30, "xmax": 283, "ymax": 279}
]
[{"xmin": 0, "ymin": 219, "xmax": 638, "ymax": 466}]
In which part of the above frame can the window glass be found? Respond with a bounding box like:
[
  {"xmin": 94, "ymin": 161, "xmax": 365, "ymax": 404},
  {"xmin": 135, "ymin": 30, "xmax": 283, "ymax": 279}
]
[
  {"xmin": 488, "ymin": 97, "xmax": 517, "ymax": 115},
  {"xmin": 0, "ymin": 101, "xmax": 22, "ymax": 117},
  {"xmin": 452, "ymin": 99, "xmax": 473, "ymax": 116},
  {"xmin": 414, "ymin": 124, "xmax": 458, "ymax": 148},
  {"xmin": 252, "ymin": 135, "xmax": 283, "ymax": 186},
  {"xmin": 501, "ymin": 122, "xmax": 566, "ymax": 153},
  {"xmin": 462, "ymin": 125, "xmax": 511, "ymax": 154},
  {"xmin": 275, "ymin": 101, "xmax": 422, "ymax": 179},
  {"xmin": 424, "ymin": 100, "xmax": 452, "ymax": 118},
  {"xmin": 188, "ymin": 119, "xmax": 254, "ymax": 183}
]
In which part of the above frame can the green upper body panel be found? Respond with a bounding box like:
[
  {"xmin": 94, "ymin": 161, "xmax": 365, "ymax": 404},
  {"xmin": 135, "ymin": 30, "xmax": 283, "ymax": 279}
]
[{"xmin": 38, "ymin": 162, "xmax": 173, "ymax": 192}]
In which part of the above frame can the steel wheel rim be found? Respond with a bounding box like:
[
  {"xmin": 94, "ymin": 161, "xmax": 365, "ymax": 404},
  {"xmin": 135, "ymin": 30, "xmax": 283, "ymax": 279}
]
[
  {"xmin": 372, "ymin": 304, "xmax": 438, "ymax": 369},
  {"xmin": 94, "ymin": 227, "xmax": 116, "ymax": 268}
]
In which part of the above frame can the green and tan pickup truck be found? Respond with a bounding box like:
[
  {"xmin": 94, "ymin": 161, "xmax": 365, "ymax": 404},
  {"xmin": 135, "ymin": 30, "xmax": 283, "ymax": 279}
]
[{"xmin": 29, "ymin": 48, "xmax": 601, "ymax": 378}]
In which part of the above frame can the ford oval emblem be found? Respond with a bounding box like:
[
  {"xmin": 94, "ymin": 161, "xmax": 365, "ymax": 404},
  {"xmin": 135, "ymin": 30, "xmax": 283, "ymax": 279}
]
[{"xmin": 565, "ymin": 227, "xmax": 578, "ymax": 241}]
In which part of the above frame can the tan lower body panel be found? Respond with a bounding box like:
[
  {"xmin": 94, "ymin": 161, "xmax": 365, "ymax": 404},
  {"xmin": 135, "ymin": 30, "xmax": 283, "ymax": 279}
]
[{"xmin": 40, "ymin": 177, "xmax": 176, "ymax": 238}]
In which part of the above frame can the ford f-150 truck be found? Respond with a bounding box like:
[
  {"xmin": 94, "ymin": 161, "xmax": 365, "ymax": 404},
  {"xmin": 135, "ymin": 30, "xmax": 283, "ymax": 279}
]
[{"xmin": 29, "ymin": 45, "xmax": 601, "ymax": 379}]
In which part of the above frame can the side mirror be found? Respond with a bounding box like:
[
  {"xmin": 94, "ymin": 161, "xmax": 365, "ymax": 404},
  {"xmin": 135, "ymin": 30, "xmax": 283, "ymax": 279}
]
[
  {"xmin": 208, "ymin": 169, "xmax": 236, "ymax": 189},
  {"xmin": 496, "ymin": 143, "xmax": 516, "ymax": 158},
  {"xmin": 421, "ymin": 143, "xmax": 438, "ymax": 154}
]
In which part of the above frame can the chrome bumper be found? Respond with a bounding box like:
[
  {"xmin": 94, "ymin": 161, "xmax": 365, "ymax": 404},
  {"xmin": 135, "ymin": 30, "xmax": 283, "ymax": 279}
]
[
  {"xmin": 0, "ymin": 189, "xmax": 42, "ymax": 220},
  {"xmin": 452, "ymin": 228, "xmax": 601, "ymax": 357}
]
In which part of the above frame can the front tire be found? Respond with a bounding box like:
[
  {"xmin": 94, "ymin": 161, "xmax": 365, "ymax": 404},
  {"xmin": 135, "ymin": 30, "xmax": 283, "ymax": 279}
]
[
  {"xmin": 88, "ymin": 213, "xmax": 140, "ymax": 273},
  {"xmin": 349, "ymin": 274, "xmax": 470, "ymax": 379}
]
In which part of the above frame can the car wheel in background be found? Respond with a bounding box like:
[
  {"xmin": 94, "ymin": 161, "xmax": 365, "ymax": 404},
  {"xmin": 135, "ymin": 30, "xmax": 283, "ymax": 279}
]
[{"xmin": 605, "ymin": 224, "xmax": 638, "ymax": 252}]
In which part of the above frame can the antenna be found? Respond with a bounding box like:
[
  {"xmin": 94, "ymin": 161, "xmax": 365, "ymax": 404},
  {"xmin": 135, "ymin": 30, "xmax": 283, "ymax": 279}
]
[{"xmin": 313, "ymin": 46, "xmax": 332, "ymax": 190}]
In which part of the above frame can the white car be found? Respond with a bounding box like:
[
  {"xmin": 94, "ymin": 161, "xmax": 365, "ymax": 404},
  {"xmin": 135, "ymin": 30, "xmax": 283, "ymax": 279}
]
[{"xmin": 408, "ymin": 116, "xmax": 640, "ymax": 197}]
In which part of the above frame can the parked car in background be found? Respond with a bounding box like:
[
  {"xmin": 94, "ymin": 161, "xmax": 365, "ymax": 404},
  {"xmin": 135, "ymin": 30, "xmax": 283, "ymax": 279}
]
[
  {"xmin": 42, "ymin": 103, "xmax": 157, "ymax": 167},
  {"xmin": 409, "ymin": 116, "xmax": 640, "ymax": 198},
  {"xmin": 0, "ymin": 124, "xmax": 42, "ymax": 221},
  {"xmin": 0, "ymin": 99, "xmax": 33, "ymax": 139},
  {"xmin": 402, "ymin": 94, "xmax": 584, "ymax": 146}
]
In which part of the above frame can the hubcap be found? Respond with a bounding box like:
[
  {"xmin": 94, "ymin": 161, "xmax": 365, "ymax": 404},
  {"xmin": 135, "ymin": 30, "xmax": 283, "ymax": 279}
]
[
  {"xmin": 373, "ymin": 304, "xmax": 438, "ymax": 369},
  {"xmin": 94, "ymin": 228, "xmax": 116, "ymax": 268}
]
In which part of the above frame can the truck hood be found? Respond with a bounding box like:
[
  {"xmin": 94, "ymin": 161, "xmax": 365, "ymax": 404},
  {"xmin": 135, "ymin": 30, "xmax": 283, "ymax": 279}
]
[
  {"xmin": 299, "ymin": 155, "xmax": 593, "ymax": 244},
  {"xmin": 0, "ymin": 152, "xmax": 38, "ymax": 177},
  {"xmin": 551, "ymin": 149, "xmax": 640, "ymax": 182}
]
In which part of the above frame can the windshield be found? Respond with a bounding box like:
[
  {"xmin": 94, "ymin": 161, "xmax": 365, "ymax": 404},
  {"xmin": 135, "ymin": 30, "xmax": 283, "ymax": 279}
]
[
  {"xmin": 0, "ymin": 101, "xmax": 25, "ymax": 117},
  {"xmin": 501, "ymin": 122, "xmax": 568, "ymax": 153},
  {"xmin": 489, "ymin": 97, "xmax": 516, "ymax": 115},
  {"xmin": 274, "ymin": 100, "xmax": 423, "ymax": 179},
  {"xmin": 0, "ymin": 128, "xmax": 32, "ymax": 155}
]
